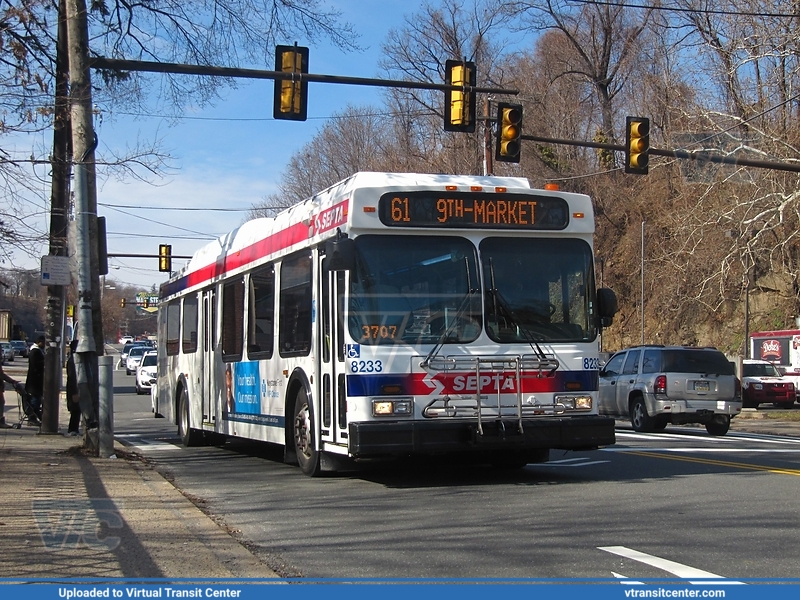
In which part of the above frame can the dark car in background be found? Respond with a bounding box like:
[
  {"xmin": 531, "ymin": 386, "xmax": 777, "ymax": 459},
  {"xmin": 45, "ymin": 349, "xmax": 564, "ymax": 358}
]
[{"xmin": 10, "ymin": 340, "xmax": 29, "ymax": 358}]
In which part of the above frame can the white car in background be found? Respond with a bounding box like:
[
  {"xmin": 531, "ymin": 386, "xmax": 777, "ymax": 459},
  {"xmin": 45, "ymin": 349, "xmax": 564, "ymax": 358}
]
[
  {"xmin": 125, "ymin": 345, "xmax": 148, "ymax": 375},
  {"xmin": 119, "ymin": 335, "xmax": 134, "ymax": 345},
  {"xmin": 136, "ymin": 351, "xmax": 157, "ymax": 395},
  {"xmin": 0, "ymin": 341, "xmax": 14, "ymax": 363}
]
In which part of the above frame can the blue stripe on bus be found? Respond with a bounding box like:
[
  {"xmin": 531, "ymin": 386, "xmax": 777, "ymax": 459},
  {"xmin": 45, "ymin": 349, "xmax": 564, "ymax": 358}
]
[{"xmin": 346, "ymin": 373, "xmax": 415, "ymax": 396}]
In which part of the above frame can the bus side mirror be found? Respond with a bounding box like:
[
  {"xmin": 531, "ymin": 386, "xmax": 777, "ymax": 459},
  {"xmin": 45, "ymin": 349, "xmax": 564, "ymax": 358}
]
[
  {"xmin": 326, "ymin": 237, "xmax": 355, "ymax": 271},
  {"xmin": 597, "ymin": 287, "xmax": 618, "ymax": 328}
]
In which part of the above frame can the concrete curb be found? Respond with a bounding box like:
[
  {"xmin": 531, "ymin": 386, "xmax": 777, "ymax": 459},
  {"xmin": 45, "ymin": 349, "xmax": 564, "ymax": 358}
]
[{"xmin": 0, "ymin": 416, "xmax": 279, "ymax": 580}]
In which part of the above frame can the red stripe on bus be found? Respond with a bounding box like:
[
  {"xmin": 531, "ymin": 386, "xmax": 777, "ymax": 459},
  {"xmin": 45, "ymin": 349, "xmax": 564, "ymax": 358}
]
[
  {"xmin": 170, "ymin": 221, "xmax": 311, "ymax": 294},
  {"xmin": 163, "ymin": 199, "xmax": 350, "ymax": 298}
]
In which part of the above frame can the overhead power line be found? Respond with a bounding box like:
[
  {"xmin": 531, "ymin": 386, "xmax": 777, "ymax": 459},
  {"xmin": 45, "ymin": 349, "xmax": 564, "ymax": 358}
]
[{"xmin": 100, "ymin": 202, "xmax": 251, "ymax": 212}]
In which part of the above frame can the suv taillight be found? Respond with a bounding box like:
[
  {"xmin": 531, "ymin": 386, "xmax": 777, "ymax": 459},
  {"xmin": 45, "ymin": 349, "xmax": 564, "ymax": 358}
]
[
  {"xmin": 735, "ymin": 377, "xmax": 742, "ymax": 400},
  {"xmin": 655, "ymin": 374, "xmax": 667, "ymax": 395}
]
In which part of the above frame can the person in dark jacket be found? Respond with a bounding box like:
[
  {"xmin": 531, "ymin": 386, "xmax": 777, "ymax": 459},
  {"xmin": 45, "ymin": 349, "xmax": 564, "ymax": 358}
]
[
  {"xmin": 65, "ymin": 339, "xmax": 81, "ymax": 435},
  {"xmin": 25, "ymin": 335, "xmax": 45, "ymax": 423}
]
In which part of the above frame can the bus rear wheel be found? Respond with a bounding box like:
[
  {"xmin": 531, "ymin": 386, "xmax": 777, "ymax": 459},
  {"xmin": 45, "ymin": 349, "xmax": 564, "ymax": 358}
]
[
  {"xmin": 293, "ymin": 389, "xmax": 321, "ymax": 476},
  {"xmin": 179, "ymin": 388, "xmax": 203, "ymax": 447}
]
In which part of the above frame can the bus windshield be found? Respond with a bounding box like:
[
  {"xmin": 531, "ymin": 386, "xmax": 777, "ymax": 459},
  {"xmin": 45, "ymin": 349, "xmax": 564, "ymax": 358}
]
[
  {"xmin": 348, "ymin": 235, "xmax": 595, "ymax": 346},
  {"xmin": 349, "ymin": 235, "xmax": 481, "ymax": 345},
  {"xmin": 481, "ymin": 237, "xmax": 595, "ymax": 343}
]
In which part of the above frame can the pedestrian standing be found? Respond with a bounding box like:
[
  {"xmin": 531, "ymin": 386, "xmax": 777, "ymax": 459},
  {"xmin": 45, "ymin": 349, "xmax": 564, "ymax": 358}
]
[
  {"xmin": 25, "ymin": 335, "xmax": 45, "ymax": 424},
  {"xmin": 65, "ymin": 339, "xmax": 81, "ymax": 435},
  {"xmin": 0, "ymin": 354, "xmax": 24, "ymax": 427}
]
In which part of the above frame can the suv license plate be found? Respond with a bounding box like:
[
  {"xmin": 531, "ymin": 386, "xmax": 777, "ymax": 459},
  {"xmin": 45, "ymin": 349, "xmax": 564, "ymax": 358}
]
[{"xmin": 693, "ymin": 381, "xmax": 710, "ymax": 392}]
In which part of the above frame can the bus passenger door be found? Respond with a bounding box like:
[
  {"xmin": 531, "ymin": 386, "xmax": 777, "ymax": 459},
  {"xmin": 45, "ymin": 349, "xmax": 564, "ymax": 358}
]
[
  {"xmin": 319, "ymin": 265, "xmax": 348, "ymax": 445},
  {"xmin": 202, "ymin": 288, "xmax": 217, "ymax": 428}
]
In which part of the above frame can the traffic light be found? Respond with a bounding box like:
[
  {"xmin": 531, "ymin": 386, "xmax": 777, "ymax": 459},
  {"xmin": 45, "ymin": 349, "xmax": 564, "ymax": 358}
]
[
  {"xmin": 444, "ymin": 59, "xmax": 476, "ymax": 132},
  {"xmin": 143, "ymin": 298, "xmax": 149, "ymax": 308},
  {"xmin": 273, "ymin": 44, "xmax": 309, "ymax": 121},
  {"xmin": 120, "ymin": 299, "xmax": 126, "ymax": 308},
  {"xmin": 625, "ymin": 116, "xmax": 650, "ymax": 174},
  {"xmin": 159, "ymin": 244, "xmax": 172, "ymax": 273},
  {"xmin": 495, "ymin": 102, "xmax": 523, "ymax": 163}
]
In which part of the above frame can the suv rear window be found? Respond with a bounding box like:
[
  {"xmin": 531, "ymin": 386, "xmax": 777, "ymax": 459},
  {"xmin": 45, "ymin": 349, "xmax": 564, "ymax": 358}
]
[{"xmin": 660, "ymin": 349, "xmax": 734, "ymax": 375}]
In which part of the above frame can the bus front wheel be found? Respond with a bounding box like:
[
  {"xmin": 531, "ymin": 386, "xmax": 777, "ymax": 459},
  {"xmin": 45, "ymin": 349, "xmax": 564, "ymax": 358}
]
[
  {"xmin": 179, "ymin": 388, "xmax": 203, "ymax": 447},
  {"xmin": 293, "ymin": 389, "xmax": 321, "ymax": 476}
]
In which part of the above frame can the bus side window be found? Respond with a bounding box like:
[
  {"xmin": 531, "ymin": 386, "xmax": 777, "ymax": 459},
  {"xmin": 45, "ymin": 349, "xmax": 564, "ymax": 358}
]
[
  {"xmin": 166, "ymin": 300, "xmax": 180, "ymax": 356},
  {"xmin": 182, "ymin": 294, "xmax": 198, "ymax": 354},
  {"xmin": 222, "ymin": 277, "xmax": 245, "ymax": 361},
  {"xmin": 279, "ymin": 251, "xmax": 313, "ymax": 357},
  {"xmin": 248, "ymin": 264, "xmax": 275, "ymax": 360}
]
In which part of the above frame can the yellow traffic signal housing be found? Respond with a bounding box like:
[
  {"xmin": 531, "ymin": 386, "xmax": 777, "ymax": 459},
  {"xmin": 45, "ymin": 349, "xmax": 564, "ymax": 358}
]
[
  {"xmin": 444, "ymin": 59, "xmax": 476, "ymax": 133},
  {"xmin": 495, "ymin": 102, "xmax": 523, "ymax": 163},
  {"xmin": 143, "ymin": 298, "xmax": 150, "ymax": 308},
  {"xmin": 120, "ymin": 298, "xmax": 126, "ymax": 308},
  {"xmin": 625, "ymin": 116, "xmax": 650, "ymax": 174},
  {"xmin": 159, "ymin": 244, "xmax": 172, "ymax": 273},
  {"xmin": 274, "ymin": 44, "xmax": 309, "ymax": 121}
]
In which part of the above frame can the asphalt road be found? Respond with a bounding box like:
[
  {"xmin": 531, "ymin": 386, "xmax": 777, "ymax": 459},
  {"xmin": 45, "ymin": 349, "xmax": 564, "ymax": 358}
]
[{"xmin": 109, "ymin": 366, "xmax": 800, "ymax": 582}]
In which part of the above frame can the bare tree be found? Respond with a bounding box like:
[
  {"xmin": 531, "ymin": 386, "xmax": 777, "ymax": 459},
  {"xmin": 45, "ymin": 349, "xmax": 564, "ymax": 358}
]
[
  {"xmin": 0, "ymin": 0, "xmax": 357, "ymax": 264},
  {"xmin": 379, "ymin": 0, "xmax": 512, "ymax": 175},
  {"xmin": 250, "ymin": 104, "xmax": 420, "ymax": 218},
  {"xmin": 504, "ymin": 0, "xmax": 654, "ymax": 149}
]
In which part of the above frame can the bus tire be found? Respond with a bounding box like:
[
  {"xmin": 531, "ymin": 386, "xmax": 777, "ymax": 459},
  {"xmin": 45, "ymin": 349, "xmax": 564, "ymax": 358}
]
[
  {"xmin": 293, "ymin": 388, "xmax": 321, "ymax": 476},
  {"xmin": 179, "ymin": 388, "xmax": 203, "ymax": 447}
]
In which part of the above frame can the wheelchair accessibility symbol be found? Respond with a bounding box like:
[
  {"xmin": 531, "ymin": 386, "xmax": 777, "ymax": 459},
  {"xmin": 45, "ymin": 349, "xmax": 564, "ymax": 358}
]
[{"xmin": 346, "ymin": 344, "xmax": 360, "ymax": 359}]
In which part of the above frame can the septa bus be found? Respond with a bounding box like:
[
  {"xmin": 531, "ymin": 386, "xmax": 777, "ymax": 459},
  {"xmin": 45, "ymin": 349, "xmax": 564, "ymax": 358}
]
[{"xmin": 155, "ymin": 172, "xmax": 619, "ymax": 476}]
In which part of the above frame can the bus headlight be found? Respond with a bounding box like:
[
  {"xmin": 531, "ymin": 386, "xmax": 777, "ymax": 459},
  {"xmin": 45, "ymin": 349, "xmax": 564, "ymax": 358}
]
[
  {"xmin": 555, "ymin": 395, "xmax": 592, "ymax": 411},
  {"xmin": 372, "ymin": 398, "xmax": 413, "ymax": 416}
]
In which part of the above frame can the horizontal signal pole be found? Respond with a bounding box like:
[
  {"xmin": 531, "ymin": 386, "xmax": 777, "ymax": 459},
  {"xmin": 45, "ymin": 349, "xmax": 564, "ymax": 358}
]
[
  {"xmin": 521, "ymin": 134, "xmax": 800, "ymax": 173},
  {"xmin": 107, "ymin": 252, "xmax": 192, "ymax": 259},
  {"xmin": 90, "ymin": 57, "xmax": 519, "ymax": 96}
]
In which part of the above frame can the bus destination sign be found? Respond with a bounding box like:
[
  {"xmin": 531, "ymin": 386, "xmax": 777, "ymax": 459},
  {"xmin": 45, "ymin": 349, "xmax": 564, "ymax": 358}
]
[{"xmin": 378, "ymin": 192, "xmax": 569, "ymax": 230}]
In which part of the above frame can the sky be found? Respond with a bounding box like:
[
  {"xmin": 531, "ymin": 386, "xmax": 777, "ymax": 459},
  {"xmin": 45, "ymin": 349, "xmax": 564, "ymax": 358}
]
[{"xmin": 8, "ymin": 0, "xmax": 427, "ymax": 291}]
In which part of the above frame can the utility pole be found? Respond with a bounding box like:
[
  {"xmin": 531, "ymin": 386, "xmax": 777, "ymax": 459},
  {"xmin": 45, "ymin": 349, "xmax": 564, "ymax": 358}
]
[
  {"xmin": 41, "ymin": 0, "xmax": 72, "ymax": 435},
  {"xmin": 66, "ymin": 0, "xmax": 104, "ymax": 449},
  {"xmin": 483, "ymin": 96, "xmax": 493, "ymax": 176}
]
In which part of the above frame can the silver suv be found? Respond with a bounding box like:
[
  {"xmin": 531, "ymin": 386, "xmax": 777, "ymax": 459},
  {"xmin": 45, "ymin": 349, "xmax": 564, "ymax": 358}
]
[{"xmin": 599, "ymin": 345, "xmax": 742, "ymax": 435}]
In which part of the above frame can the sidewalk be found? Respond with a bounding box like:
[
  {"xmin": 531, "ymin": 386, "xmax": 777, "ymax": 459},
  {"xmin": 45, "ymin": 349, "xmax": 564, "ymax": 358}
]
[
  {"xmin": 729, "ymin": 408, "xmax": 800, "ymax": 437},
  {"xmin": 0, "ymin": 401, "xmax": 279, "ymax": 580}
]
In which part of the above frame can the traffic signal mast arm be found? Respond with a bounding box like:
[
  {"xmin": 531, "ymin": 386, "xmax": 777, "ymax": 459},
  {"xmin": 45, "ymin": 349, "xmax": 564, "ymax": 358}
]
[
  {"xmin": 107, "ymin": 252, "xmax": 192, "ymax": 259},
  {"xmin": 90, "ymin": 57, "xmax": 518, "ymax": 96},
  {"xmin": 519, "ymin": 134, "xmax": 800, "ymax": 174}
]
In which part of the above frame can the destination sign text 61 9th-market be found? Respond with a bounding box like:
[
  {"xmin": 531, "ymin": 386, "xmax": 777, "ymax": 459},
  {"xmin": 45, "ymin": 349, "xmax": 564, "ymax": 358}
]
[{"xmin": 378, "ymin": 191, "xmax": 568, "ymax": 230}]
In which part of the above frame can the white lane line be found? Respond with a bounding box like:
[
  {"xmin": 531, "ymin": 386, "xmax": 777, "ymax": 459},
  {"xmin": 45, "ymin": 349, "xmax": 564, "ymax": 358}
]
[
  {"xmin": 616, "ymin": 431, "xmax": 736, "ymax": 443},
  {"xmin": 115, "ymin": 434, "xmax": 182, "ymax": 450},
  {"xmin": 616, "ymin": 430, "xmax": 800, "ymax": 445},
  {"xmin": 126, "ymin": 442, "xmax": 182, "ymax": 451},
  {"xmin": 599, "ymin": 546, "xmax": 744, "ymax": 584},
  {"xmin": 611, "ymin": 572, "xmax": 644, "ymax": 585},
  {"xmin": 537, "ymin": 459, "xmax": 610, "ymax": 467},
  {"xmin": 602, "ymin": 447, "xmax": 800, "ymax": 453}
]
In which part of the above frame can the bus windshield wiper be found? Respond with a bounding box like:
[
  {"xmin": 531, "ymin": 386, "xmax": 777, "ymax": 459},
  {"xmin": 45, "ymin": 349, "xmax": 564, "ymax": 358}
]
[
  {"xmin": 421, "ymin": 257, "xmax": 476, "ymax": 369},
  {"xmin": 487, "ymin": 259, "xmax": 550, "ymax": 362}
]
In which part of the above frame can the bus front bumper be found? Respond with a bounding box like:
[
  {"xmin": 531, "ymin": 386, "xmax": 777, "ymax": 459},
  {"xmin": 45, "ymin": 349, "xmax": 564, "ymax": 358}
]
[{"xmin": 348, "ymin": 415, "xmax": 615, "ymax": 458}]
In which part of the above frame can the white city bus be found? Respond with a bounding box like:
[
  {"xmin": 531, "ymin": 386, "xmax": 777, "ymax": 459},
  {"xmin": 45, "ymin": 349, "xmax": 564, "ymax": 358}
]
[{"xmin": 155, "ymin": 172, "xmax": 618, "ymax": 476}]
